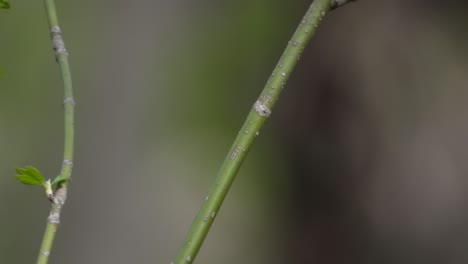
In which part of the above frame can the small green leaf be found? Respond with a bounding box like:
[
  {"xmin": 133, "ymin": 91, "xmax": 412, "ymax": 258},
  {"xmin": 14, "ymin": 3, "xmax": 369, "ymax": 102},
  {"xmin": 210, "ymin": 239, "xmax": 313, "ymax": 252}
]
[
  {"xmin": 25, "ymin": 166, "xmax": 43, "ymax": 181},
  {"xmin": 15, "ymin": 175, "xmax": 42, "ymax": 185},
  {"xmin": 15, "ymin": 166, "xmax": 45, "ymax": 186},
  {"xmin": 15, "ymin": 168, "xmax": 26, "ymax": 174},
  {"xmin": 52, "ymin": 174, "xmax": 70, "ymax": 187},
  {"xmin": 0, "ymin": 0, "xmax": 10, "ymax": 9}
]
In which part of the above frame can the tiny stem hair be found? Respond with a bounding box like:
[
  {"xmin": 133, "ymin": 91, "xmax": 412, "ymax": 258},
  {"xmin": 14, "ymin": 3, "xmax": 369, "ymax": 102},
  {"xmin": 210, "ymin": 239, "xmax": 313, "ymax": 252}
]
[
  {"xmin": 172, "ymin": 0, "xmax": 356, "ymax": 263},
  {"xmin": 36, "ymin": 0, "xmax": 75, "ymax": 264}
]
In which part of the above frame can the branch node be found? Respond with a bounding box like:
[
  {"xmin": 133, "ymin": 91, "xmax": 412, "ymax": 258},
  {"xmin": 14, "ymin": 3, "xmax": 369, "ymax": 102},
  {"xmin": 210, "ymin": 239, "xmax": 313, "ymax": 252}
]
[
  {"xmin": 50, "ymin": 26, "xmax": 69, "ymax": 56},
  {"xmin": 53, "ymin": 186, "xmax": 68, "ymax": 205},
  {"xmin": 47, "ymin": 210, "xmax": 61, "ymax": 224},
  {"xmin": 63, "ymin": 159, "xmax": 73, "ymax": 167},
  {"xmin": 63, "ymin": 96, "xmax": 76, "ymax": 106},
  {"xmin": 230, "ymin": 146, "xmax": 242, "ymax": 160},
  {"xmin": 253, "ymin": 100, "xmax": 271, "ymax": 117}
]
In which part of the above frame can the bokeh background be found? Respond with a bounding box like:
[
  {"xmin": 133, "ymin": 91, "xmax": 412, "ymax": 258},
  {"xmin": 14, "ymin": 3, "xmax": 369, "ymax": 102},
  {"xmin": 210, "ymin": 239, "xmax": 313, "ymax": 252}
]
[{"xmin": 1, "ymin": 0, "xmax": 468, "ymax": 263}]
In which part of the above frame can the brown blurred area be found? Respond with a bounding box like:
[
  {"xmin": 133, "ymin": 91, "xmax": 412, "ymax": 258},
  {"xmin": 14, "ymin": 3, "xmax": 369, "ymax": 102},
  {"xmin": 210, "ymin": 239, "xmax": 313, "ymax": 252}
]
[
  {"xmin": 1, "ymin": 0, "xmax": 468, "ymax": 263},
  {"xmin": 280, "ymin": 0, "xmax": 468, "ymax": 263}
]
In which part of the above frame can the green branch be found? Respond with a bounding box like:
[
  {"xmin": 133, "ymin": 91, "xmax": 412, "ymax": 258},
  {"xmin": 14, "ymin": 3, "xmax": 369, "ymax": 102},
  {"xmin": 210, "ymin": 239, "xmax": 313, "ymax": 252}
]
[
  {"xmin": 172, "ymin": 0, "xmax": 356, "ymax": 263},
  {"xmin": 36, "ymin": 0, "xmax": 75, "ymax": 263},
  {"xmin": 0, "ymin": 0, "xmax": 10, "ymax": 9}
]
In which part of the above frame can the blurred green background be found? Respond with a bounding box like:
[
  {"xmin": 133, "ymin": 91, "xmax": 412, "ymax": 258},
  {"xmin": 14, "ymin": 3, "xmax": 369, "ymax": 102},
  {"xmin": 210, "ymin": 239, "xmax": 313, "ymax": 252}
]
[{"xmin": 2, "ymin": 0, "xmax": 468, "ymax": 263}]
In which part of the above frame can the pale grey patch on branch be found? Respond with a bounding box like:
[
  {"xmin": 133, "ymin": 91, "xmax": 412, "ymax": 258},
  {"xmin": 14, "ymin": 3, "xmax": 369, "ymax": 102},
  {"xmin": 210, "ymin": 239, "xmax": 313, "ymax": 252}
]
[
  {"xmin": 63, "ymin": 159, "xmax": 73, "ymax": 167},
  {"xmin": 48, "ymin": 210, "xmax": 61, "ymax": 224},
  {"xmin": 63, "ymin": 96, "xmax": 76, "ymax": 106},
  {"xmin": 254, "ymin": 100, "xmax": 271, "ymax": 117},
  {"xmin": 50, "ymin": 26, "xmax": 69, "ymax": 56},
  {"xmin": 230, "ymin": 146, "xmax": 242, "ymax": 160},
  {"xmin": 53, "ymin": 186, "xmax": 68, "ymax": 206}
]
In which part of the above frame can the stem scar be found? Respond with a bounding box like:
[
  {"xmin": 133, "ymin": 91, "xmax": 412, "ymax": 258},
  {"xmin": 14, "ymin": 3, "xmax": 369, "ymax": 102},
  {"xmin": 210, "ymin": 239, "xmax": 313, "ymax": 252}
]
[{"xmin": 253, "ymin": 100, "xmax": 271, "ymax": 117}]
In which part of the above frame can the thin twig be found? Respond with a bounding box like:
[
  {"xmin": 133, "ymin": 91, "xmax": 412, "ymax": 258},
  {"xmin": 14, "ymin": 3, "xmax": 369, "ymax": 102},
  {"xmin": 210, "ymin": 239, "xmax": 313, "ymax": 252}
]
[
  {"xmin": 172, "ymin": 0, "xmax": 356, "ymax": 263},
  {"xmin": 36, "ymin": 0, "xmax": 75, "ymax": 263}
]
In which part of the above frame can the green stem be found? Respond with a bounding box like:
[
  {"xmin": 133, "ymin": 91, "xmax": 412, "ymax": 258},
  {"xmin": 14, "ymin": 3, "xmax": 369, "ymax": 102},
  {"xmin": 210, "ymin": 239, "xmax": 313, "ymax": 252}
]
[
  {"xmin": 172, "ymin": 0, "xmax": 356, "ymax": 263},
  {"xmin": 36, "ymin": 0, "xmax": 75, "ymax": 264}
]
